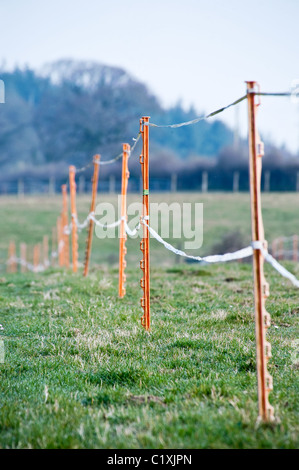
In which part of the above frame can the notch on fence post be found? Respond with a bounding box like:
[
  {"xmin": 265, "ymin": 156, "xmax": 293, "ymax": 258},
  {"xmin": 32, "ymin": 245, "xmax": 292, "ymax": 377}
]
[
  {"xmin": 246, "ymin": 81, "xmax": 274, "ymax": 422},
  {"xmin": 20, "ymin": 242, "xmax": 27, "ymax": 273},
  {"xmin": 57, "ymin": 216, "xmax": 64, "ymax": 267},
  {"xmin": 61, "ymin": 184, "xmax": 70, "ymax": 268},
  {"xmin": 140, "ymin": 117, "xmax": 150, "ymax": 330},
  {"xmin": 119, "ymin": 144, "xmax": 130, "ymax": 297},
  {"xmin": 83, "ymin": 155, "xmax": 100, "ymax": 277},
  {"xmin": 69, "ymin": 166, "xmax": 78, "ymax": 273},
  {"xmin": 7, "ymin": 241, "xmax": 17, "ymax": 273}
]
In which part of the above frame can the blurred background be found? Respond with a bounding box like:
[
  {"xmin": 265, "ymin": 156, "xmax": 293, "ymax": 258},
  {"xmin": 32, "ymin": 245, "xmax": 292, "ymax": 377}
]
[{"xmin": 0, "ymin": 0, "xmax": 298, "ymax": 195}]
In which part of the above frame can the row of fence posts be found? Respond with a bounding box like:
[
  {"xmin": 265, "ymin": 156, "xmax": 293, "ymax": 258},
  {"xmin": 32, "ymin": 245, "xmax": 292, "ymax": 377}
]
[
  {"xmin": 12, "ymin": 168, "xmax": 299, "ymax": 197},
  {"xmin": 200, "ymin": 169, "xmax": 298, "ymax": 193},
  {"xmin": 7, "ymin": 236, "xmax": 50, "ymax": 273},
  {"xmin": 52, "ymin": 146, "xmax": 132, "ymax": 300},
  {"xmin": 26, "ymin": 131, "xmax": 150, "ymax": 331},
  {"xmin": 9, "ymin": 230, "xmax": 296, "ymax": 275}
]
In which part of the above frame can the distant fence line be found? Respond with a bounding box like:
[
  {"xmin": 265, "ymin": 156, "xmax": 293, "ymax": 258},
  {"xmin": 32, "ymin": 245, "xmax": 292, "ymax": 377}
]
[{"xmin": 2, "ymin": 168, "xmax": 299, "ymax": 195}]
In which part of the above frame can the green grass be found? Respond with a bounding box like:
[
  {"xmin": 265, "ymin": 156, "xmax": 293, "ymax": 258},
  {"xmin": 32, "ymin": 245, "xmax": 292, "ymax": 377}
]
[{"xmin": 0, "ymin": 193, "xmax": 298, "ymax": 448}]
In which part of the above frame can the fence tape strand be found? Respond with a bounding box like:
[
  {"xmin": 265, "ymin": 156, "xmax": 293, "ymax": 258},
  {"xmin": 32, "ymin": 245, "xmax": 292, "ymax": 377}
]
[
  {"xmin": 148, "ymin": 95, "xmax": 247, "ymax": 129},
  {"xmin": 253, "ymin": 242, "xmax": 299, "ymax": 288},
  {"xmin": 74, "ymin": 132, "xmax": 141, "ymax": 175},
  {"xmin": 142, "ymin": 220, "xmax": 253, "ymax": 263},
  {"xmin": 7, "ymin": 256, "xmax": 46, "ymax": 272},
  {"xmin": 142, "ymin": 220, "xmax": 299, "ymax": 288},
  {"xmin": 148, "ymin": 90, "xmax": 293, "ymax": 129},
  {"xmin": 125, "ymin": 220, "xmax": 141, "ymax": 237},
  {"xmin": 89, "ymin": 213, "xmax": 122, "ymax": 229}
]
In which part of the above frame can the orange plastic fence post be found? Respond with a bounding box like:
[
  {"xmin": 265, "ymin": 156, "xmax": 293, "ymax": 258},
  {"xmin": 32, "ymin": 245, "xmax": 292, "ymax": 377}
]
[
  {"xmin": 20, "ymin": 242, "xmax": 27, "ymax": 273},
  {"xmin": 69, "ymin": 165, "xmax": 78, "ymax": 273},
  {"xmin": 7, "ymin": 241, "xmax": 17, "ymax": 273},
  {"xmin": 293, "ymin": 235, "xmax": 298, "ymax": 262},
  {"xmin": 33, "ymin": 244, "xmax": 40, "ymax": 273},
  {"xmin": 43, "ymin": 235, "xmax": 49, "ymax": 269},
  {"xmin": 140, "ymin": 117, "xmax": 150, "ymax": 330},
  {"xmin": 57, "ymin": 216, "xmax": 64, "ymax": 267},
  {"xmin": 83, "ymin": 155, "xmax": 100, "ymax": 277},
  {"xmin": 61, "ymin": 184, "xmax": 70, "ymax": 268},
  {"xmin": 119, "ymin": 144, "xmax": 130, "ymax": 297},
  {"xmin": 247, "ymin": 81, "xmax": 274, "ymax": 422},
  {"xmin": 28, "ymin": 245, "xmax": 33, "ymax": 271}
]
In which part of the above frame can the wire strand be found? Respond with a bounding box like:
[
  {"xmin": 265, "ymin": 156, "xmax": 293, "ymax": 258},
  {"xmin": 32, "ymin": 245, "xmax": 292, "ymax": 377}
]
[{"xmin": 148, "ymin": 95, "xmax": 248, "ymax": 129}]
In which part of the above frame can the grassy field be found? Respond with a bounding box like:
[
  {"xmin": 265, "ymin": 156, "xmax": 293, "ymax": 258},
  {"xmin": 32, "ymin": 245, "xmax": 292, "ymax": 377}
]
[{"xmin": 0, "ymin": 193, "xmax": 298, "ymax": 448}]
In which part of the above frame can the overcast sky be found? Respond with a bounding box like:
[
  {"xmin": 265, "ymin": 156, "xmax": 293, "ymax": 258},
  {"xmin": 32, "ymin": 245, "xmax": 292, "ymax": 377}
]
[{"xmin": 1, "ymin": 0, "xmax": 298, "ymax": 153}]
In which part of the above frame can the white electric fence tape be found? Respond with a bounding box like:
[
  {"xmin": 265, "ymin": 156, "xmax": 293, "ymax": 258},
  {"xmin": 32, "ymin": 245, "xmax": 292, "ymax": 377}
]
[
  {"xmin": 7, "ymin": 257, "xmax": 46, "ymax": 272},
  {"xmin": 65, "ymin": 213, "xmax": 123, "ymax": 232},
  {"xmin": 141, "ymin": 220, "xmax": 299, "ymax": 288},
  {"xmin": 142, "ymin": 220, "xmax": 253, "ymax": 263},
  {"xmin": 252, "ymin": 241, "xmax": 299, "ymax": 288},
  {"xmin": 72, "ymin": 213, "xmax": 91, "ymax": 231},
  {"xmin": 124, "ymin": 220, "xmax": 141, "ymax": 237},
  {"xmin": 89, "ymin": 213, "xmax": 122, "ymax": 229},
  {"xmin": 6, "ymin": 89, "xmax": 294, "ymax": 280},
  {"xmin": 6, "ymin": 218, "xmax": 299, "ymax": 288}
]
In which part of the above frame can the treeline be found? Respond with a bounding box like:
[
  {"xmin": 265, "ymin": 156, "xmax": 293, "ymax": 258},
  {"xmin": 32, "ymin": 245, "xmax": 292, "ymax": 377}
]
[
  {"xmin": 0, "ymin": 59, "xmax": 298, "ymax": 190},
  {"xmin": 0, "ymin": 59, "xmax": 232, "ymax": 176}
]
